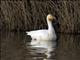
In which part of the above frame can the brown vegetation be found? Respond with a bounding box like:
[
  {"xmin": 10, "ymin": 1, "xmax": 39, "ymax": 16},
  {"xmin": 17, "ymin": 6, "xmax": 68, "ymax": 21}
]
[{"xmin": 1, "ymin": 0, "xmax": 80, "ymax": 33}]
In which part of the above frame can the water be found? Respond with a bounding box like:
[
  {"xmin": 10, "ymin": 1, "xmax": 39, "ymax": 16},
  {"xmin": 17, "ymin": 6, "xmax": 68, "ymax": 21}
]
[{"xmin": 1, "ymin": 31, "xmax": 80, "ymax": 60}]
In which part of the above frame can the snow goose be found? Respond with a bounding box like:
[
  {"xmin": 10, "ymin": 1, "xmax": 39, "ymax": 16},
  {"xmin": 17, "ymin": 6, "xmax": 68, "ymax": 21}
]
[{"xmin": 26, "ymin": 14, "xmax": 57, "ymax": 47}]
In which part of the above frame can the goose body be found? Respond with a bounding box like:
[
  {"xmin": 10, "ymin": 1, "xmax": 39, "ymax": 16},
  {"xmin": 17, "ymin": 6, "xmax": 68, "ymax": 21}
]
[{"xmin": 26, "ymin": 14, "xmax": 57, "ymax": 47}]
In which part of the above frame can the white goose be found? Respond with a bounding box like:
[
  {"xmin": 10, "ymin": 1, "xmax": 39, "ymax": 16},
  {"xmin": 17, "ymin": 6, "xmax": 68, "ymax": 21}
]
[{"xmin": 26, "ymin": 14, "xmax": 57, "ymax": 47}]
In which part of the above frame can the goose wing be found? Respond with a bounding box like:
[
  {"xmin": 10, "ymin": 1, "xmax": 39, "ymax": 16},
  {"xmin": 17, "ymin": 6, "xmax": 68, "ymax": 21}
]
[{"xmin": 26, "ymin": 30, "xmax": 48, "ymax": 38}]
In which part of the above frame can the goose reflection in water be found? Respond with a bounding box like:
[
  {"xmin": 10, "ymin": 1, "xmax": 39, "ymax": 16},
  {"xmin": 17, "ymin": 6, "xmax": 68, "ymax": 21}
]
[{"xmin": 26, "ymin": 40, "xmax": 57, "ymax": 60}]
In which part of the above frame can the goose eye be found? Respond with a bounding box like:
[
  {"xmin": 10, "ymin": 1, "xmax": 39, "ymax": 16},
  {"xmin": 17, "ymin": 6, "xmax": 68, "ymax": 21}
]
[{"xmin": 34, "ymin": 38, "xmax": 37, "ymax": 41}]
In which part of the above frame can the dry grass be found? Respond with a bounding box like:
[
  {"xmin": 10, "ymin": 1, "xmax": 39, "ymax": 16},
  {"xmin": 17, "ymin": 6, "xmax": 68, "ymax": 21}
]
[{"xmin": 0, "ymin": 0, "xmax": 80, "ymax": 33}]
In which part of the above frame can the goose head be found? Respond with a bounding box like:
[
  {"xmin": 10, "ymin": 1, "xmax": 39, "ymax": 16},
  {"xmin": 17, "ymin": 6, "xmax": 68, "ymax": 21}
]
[{"xmin": 47, "ymin": 14, "xmax": 56, "ymax": 22}]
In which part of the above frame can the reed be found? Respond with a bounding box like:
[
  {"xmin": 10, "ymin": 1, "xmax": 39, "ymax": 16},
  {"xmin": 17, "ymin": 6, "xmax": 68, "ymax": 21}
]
[{"xmin": 1, "ymin": 0, "xmax": 80, "ymax": 33}]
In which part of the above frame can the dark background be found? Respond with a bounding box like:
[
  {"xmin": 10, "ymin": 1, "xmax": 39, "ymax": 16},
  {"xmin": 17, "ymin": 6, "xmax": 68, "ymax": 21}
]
[{"xmin": 1, "ymin": 0, "xmax": 80, "ymax": 33}]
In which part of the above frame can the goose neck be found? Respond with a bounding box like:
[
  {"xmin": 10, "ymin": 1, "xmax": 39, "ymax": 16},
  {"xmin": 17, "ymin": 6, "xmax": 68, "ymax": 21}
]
[{"xmin": 47, "ymin": 19, "xmax": 55, "ymax": 33}]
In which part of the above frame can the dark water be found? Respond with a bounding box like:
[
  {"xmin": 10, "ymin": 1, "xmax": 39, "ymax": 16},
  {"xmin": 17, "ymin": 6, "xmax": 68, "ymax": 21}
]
[{"xmin": 1, "ymin": 31, "xmax": 80, "ymax": 60}]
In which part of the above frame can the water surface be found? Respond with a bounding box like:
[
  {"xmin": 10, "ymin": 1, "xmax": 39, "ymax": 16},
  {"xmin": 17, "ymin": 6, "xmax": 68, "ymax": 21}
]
[{"xmin": 1, "ymin": 31, "xmax": 80, "ymax": 60}]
